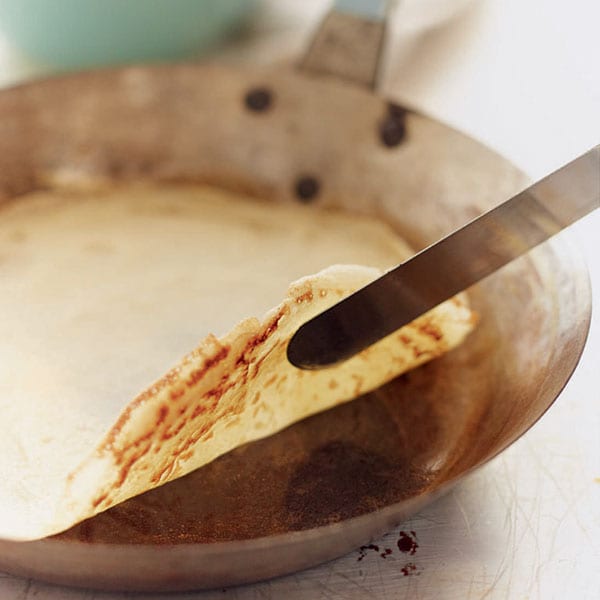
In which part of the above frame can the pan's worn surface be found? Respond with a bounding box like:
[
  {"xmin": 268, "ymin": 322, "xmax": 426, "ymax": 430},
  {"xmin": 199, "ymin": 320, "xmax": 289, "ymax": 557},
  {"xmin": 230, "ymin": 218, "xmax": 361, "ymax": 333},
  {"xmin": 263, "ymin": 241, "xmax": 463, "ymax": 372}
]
[{"xmin": 0, "ymin": 64, "xmax": 591, "ymax": 591}]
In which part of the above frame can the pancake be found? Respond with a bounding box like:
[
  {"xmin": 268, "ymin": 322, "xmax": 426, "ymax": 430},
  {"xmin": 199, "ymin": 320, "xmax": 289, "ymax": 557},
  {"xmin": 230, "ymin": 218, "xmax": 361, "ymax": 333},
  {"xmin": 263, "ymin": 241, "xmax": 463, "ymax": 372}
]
[{"xmin": 0, "ymin": 183, "xmax": 475, "ymax": 540}]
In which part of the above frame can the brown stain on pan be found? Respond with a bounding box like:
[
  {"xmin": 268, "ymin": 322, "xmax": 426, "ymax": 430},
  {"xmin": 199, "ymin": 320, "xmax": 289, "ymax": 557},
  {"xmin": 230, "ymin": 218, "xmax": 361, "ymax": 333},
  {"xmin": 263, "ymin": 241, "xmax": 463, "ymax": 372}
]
[
  {"xmin": 61, "ymin": 379, "xmax": 436, "ymax": 544},
  {"xmin": 58, "ymin": 300, "xmax": 498, "ymax": 545}
]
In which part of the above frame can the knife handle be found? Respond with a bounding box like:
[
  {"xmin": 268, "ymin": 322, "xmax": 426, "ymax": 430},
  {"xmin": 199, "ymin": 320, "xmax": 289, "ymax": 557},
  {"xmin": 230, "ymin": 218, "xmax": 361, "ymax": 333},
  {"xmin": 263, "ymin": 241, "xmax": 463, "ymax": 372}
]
[
  {"xmin": 300, "ymin": 1, "xmax": 389, "ymax": 88},
  {"xmin": 334, "ymin": 0, "xmax": 387, "ymax": 19}
]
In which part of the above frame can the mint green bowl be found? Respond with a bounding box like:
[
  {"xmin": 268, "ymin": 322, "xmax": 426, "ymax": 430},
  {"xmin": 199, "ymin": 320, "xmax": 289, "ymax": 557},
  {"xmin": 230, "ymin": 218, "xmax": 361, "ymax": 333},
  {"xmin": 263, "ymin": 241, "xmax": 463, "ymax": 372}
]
[{"xmin": 0, "ymin": 0, "xmax": 255, "ymax": 70}]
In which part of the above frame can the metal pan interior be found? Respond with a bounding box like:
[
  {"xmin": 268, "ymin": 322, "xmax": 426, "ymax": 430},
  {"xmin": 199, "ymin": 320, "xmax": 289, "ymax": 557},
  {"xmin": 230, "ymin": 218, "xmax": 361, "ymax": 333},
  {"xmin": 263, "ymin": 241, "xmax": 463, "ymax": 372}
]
[{"xmin": 0, "ymin": 64, "xmax": 591, "ymax": 591}]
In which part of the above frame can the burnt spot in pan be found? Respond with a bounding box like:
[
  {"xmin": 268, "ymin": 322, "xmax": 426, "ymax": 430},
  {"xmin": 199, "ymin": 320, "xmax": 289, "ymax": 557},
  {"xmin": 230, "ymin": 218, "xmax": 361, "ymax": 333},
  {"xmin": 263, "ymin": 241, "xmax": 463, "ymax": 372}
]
[
  {"xmin": 284, "ymin": 440, "xmax": 419, "ymax": 529},
  {"xmin": 58, "ymin": 373, "xmax": 444, "ymax": 545},
  {"xmin": 244, "ymin": 87, "xmax": 273, "ymax": 112},
  {"xmin": 379, "ymin": 102, "xmax": 407, "ymax": 147},
  {"xmin": 294, "ymin": 175, "xmax": 320, "ymax": 203}
]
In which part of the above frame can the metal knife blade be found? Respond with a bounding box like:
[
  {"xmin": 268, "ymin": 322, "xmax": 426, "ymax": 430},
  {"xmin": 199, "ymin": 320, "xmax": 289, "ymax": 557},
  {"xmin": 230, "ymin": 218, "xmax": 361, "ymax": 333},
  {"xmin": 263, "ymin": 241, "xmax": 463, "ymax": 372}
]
[{"xmin": 287, "ymin": 145, "xmax": 600, "ymax": 369}]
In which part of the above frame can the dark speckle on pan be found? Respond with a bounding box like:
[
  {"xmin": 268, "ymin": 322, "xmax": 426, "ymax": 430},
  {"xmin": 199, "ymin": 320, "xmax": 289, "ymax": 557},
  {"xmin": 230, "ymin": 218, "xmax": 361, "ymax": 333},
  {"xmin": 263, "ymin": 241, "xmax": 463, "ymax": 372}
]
[
  {"xmin": 294, "ymin": 175, "xmax": 320, "ymax": 202},
  {"xmin": 244, "ymin": 87, "xmax": 273, "ymax": 112},
  {"xmin": 379, "ymin": 103, "xmax": 407, "ymax": 147}
]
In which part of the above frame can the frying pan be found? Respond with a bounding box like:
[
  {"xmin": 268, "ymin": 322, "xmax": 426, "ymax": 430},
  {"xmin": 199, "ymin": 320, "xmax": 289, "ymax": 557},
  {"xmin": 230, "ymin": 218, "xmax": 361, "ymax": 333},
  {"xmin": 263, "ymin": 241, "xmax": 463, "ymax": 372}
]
[{"xmin": 0, "ymin": 3, "xmax": 591, "ymax": 592}]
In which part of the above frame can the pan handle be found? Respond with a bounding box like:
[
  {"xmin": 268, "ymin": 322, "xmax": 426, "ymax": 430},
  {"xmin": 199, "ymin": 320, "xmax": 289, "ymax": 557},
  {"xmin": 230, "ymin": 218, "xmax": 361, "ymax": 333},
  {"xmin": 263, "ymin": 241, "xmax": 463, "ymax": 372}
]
[{"xmin": 300, "ymin": 0, "xmax": 389, "ymax": 89}]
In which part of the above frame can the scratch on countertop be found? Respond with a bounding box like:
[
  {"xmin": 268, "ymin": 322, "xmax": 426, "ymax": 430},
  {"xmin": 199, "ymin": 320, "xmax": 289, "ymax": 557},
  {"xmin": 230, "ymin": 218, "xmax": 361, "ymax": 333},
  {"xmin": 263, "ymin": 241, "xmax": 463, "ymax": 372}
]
[
  {"xmin": 17, "ymin": 579, "xmax": 31, "ymax": 600},
  {"xmin": 254, "ymin": 584, "xmax": 273, "ymax": 600},
  {"xmin": 452, "ymin": 491, "xmax": 473, "ymax": 541},
  {"xmin": 373, "ymin": 552, "xmax": 390, "ymax": 600},
  {"xmin": 479, "ymin": 461, "xmax": 515, "ymax": 599},
  {"xmin": 465, "ymin": 574, "xmax": 477, "ymax": 599},
  {"xmin": 330, "ymin": 569, "xmax": 374, "ymax": 595},
  {"xmin": 315, "ymin": 577, "xmax": 346, "ymax": 599},
  {"xmin": 525, "ymin": 439, "xmax": 592, "ymax": 541}
]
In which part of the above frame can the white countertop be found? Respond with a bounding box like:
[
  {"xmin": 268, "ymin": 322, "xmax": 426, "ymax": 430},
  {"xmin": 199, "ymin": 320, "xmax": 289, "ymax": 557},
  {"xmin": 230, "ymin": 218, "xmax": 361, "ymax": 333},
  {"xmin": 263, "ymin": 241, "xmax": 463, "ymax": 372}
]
[{"xmin": 0, "ymin": 0, "xmax": 598, "ymax": 598}]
